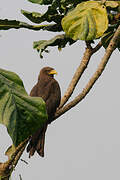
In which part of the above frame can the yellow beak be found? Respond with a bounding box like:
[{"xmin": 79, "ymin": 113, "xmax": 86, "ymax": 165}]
[{"xmin": 48, "ymin": 69, "xmax": 58, "ymax": 75}]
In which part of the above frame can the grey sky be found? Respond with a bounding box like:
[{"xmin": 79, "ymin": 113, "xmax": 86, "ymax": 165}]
[{"xmin": 0, "ymin": 1, "xmax": 120, "ymax": 180}]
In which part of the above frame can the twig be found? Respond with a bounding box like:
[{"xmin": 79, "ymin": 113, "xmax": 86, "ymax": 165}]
[{"xmin": 55, "ymin": 25, "xmax": 120, "ymax": 120}]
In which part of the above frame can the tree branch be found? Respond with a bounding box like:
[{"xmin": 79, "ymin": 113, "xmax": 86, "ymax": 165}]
[
  {"xmin": 59, "ymin": 41, "xmax": 102, "ymax": 108},
  {"xmin": 55, "ymin": 25, "xmax": 120, "ymax": 120},
  {"xmin": 0, "ymin": 138, "xmax": 29, "ymax": 180}
]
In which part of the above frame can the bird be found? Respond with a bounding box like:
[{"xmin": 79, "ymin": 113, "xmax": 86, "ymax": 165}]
[{"xmin": 27, "ymin": 67, "xmax": 61, "ymax": 157}]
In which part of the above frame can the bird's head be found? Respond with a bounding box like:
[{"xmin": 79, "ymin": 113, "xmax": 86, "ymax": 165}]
[{"xmin": 39, "ymin": 67, "xmax": 58, "ymax": 80}]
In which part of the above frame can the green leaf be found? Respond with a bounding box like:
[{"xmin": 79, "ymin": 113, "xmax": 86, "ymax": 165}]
[
  {"xmin": 27, "ymin": 0, "xmax": 52, "ymax": 5},
  {"xmin": 102, "ymin": 30, "xmax": 120, "ymax": 51},
  {"xmin": 0, "ymin": 69, "xmax": 47, "ymax": 147},
  {"xmin": 101, "ymin": 31, "xmax": 114, "ymax": 49},
  {"xmin": 60, "ymin": 0, "xmax": 87, "ymax": 6},
  {"xmin": 0, "ymin": 19, "xmax": 21, "ymax": 30},
  {"xmin": 43, "ymin": 23, "xmax": 63, "ymax": 32},
  {"xmin": 33, "ymin": 34, "xmax": 75, "ymax": 58},
  {"xmin": 21, "ymin": 8, "xmax": 63, "ymax": 24},
  {"xmin": 61, "ymin": 1, "xmax": 108, "ymax": 41},
  {"xmin": 21, "ymin": 10, "xmax": 42, "ymax": 24},
  {"xmin": 0, "ymin": 19, "xmax": 55, "ymax": 31},
  {"xmin": 102, "ymin": 23, "xmax": 120, "ymax": 50},
  {"xmin": 26, "ymin": 0, "xmax": 64, "ymax": 23}
]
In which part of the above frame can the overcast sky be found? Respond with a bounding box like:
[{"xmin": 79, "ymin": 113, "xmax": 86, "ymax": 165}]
[{"xmin": 0, "ymin": 1, "xmax": 120, "ymax": 180}]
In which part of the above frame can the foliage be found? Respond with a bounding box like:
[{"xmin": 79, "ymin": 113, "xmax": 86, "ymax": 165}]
[
  {"xmin": 0, "ymin": 69, "xmax": 47, "ymax": 147},
  {"xmin": 102, "ymin": 23, "xmax": 120, "ymax": 49},
  {"xmin": 0, "ymin": 1, "xmax": 120, "ymax": 56},
  {"xmin": 0, "ymin": 19, "xmax": 57, "ymax": 31},
  {"xmin": 61, "ymin": 1, "xmax": 108, "ymax": 41},
  {"xmin": 33, "ymin": 34, "xmax": 75, "ymax": 58},
  {"xmin": 101, "ymin": 17, "xmax": 120, "ymax": 50}
]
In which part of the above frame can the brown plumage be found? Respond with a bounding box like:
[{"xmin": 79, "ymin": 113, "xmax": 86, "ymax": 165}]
[{"xmin": 27, "ymin": 67, "xmax": 61, "ymax": 157}]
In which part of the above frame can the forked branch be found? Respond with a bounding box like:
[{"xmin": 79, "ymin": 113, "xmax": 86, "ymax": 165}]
[
  {"xmin": 55, "ymin": 25, "xmax": 120, "ymax": 120},
  {"xmin": 59, "ymin": 41, "xmax": 102, "ymax": 108}
]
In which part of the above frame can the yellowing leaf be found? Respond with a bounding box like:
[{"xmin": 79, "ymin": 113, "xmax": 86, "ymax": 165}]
[
  {"xmin": 105, "ymin": 1, "xmax": 119, "ymax": 8},
  {"xmin": 61, "ymin": 1, "xmax": 108, "ymax": 41}
]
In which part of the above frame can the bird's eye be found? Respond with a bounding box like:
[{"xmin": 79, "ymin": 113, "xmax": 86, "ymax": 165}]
[{"xmin": 46, "ymin": 70, "xmax": 50, "ymax": 73}]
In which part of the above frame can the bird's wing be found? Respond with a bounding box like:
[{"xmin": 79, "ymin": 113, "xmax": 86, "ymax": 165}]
[
  {"xmin": 45, "ymin": 80, "xmax": 61, "ymax": 122},
  {"xmin": 30, "ymin": 84, "xmax": 38, "ymax": 96}
]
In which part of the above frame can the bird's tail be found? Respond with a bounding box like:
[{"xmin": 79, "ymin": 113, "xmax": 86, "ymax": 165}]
[{"xmin": 27, "ymin": 124, "xmax": 48, "ymax": 158}]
